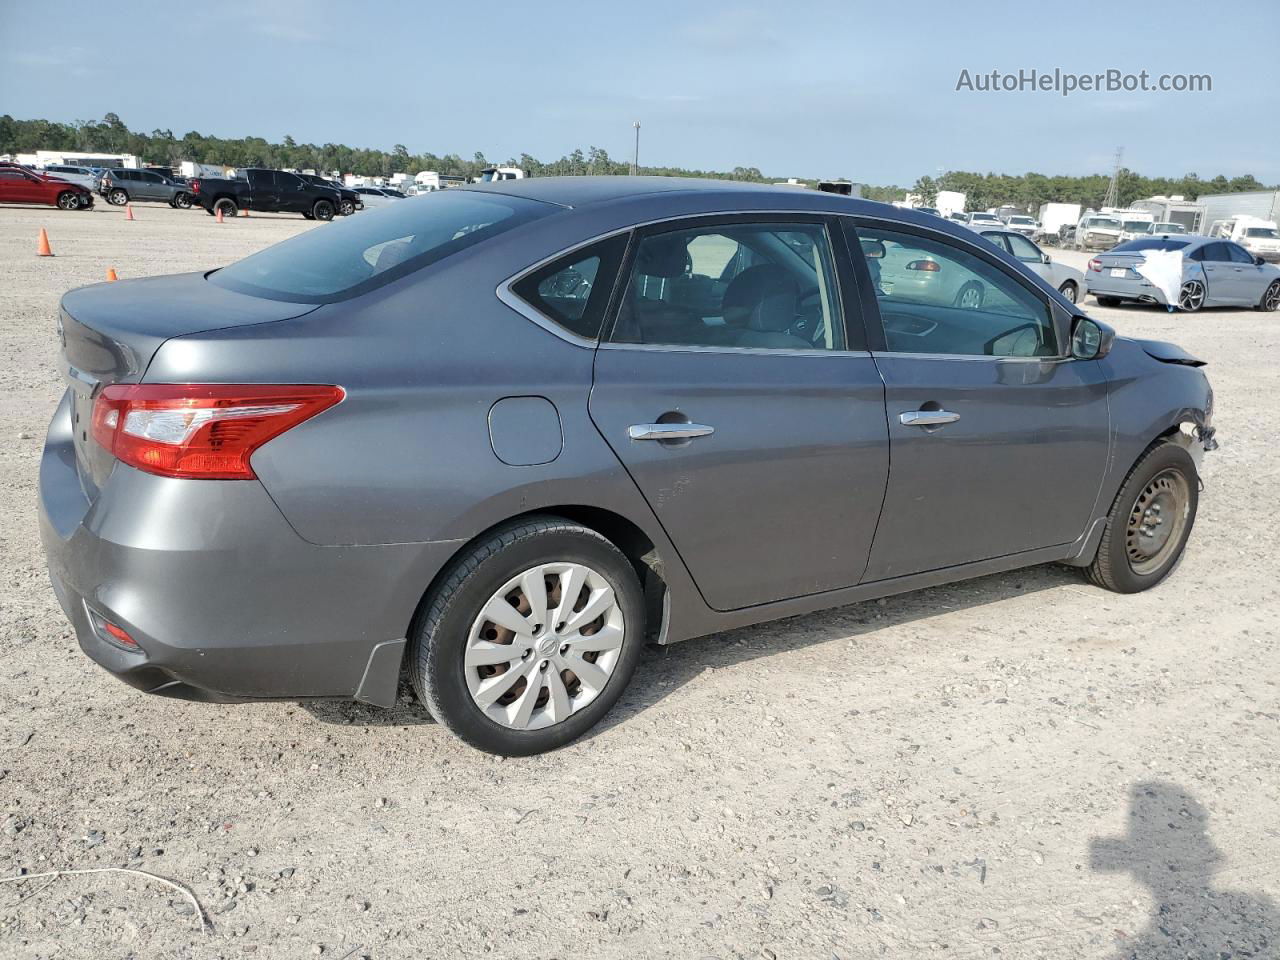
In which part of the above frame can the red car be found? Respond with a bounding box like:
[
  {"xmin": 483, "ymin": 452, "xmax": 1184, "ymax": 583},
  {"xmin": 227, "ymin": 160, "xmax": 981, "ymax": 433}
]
[{"xmin": 0, "ymin": 162, "xmax": 94, "ymax": 210}]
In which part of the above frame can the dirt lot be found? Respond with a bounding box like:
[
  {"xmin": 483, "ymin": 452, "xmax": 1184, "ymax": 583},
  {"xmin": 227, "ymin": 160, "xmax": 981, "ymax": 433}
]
[{"xmin": 1, "ymin": 202, "xmax": 1277, "ymax": 960}]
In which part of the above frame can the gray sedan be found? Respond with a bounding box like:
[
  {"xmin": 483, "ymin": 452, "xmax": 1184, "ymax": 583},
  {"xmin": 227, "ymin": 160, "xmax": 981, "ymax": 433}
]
[
  {"xmin": 973, "ymin": 228, "xmax": 1086, "ymax": 303},
  {"xmin": 1087, "ymin": 235, "xmax": 1280, "ymax": 311},
  {"xmin": 40, "ymin": 178, "xmax": 1216, "ymax": 755}
]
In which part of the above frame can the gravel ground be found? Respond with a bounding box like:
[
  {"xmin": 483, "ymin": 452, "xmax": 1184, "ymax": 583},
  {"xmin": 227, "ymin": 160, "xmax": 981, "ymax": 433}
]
[{"xmin": 1, "ymin": 202, "xmax": 1277, "ymax": 959}]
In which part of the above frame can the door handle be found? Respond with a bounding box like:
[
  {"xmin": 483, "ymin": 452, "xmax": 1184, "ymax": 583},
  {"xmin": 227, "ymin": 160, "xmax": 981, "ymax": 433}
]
[
  {"xmin": 899, "ymin": 410, "xmax": 960, "ymax": 427},
  {"xmin": 628, "ymin": 422, "xmax": 715, "ymax": 441}
]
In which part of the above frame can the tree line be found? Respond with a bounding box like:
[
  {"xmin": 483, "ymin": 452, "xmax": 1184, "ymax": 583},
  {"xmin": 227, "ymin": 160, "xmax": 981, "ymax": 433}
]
[{"xmin": 2, "ymin": 113, "xmax": 1272, "ymax": 211}]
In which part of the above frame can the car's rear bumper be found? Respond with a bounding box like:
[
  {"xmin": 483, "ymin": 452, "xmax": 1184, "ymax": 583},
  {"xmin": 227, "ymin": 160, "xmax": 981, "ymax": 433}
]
[
  {"xmin": 38, "ymin": 391, "xmax": 461, "ymax": 707},
  {"xmin": 1085, "ymin": 272, "xmax": 1171, "ymax": 304}
]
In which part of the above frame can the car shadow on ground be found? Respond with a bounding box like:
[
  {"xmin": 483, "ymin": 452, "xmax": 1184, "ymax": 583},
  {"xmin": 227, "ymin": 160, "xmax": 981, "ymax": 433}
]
[
  {"xmin": 1091, "ymin": 780, "xmax": 1280, "ymax": 956},
  {"xmin": 594, "ymin": 561, "xmax": 1079, "ymax": 737},
  {"xmin": 303, "ymin": 562, "xmax": 1078, "ymax": 733}
]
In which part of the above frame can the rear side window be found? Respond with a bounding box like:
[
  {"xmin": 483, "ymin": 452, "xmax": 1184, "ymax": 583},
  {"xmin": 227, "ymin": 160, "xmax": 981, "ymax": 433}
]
[
  {"xmin": 510, "ymin": 235, "xmax": 628, "ymax": 340},
  {"xmin": 209, "ymin": 191, "xmax": 551, "ymax": 303}
]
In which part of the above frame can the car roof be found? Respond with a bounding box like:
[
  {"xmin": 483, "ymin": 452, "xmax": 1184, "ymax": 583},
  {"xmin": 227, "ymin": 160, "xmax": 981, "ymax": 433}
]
[{"xmin": 458, "ymin": 175, "xmax": 896, "ymax": 213}]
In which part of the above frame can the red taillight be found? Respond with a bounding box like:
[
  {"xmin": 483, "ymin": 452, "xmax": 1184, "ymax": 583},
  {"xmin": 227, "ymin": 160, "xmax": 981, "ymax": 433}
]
[
  {"xmin": 1088, "ymin": 258, "xmax": 1102, "ymax": 272},
  {"xmin": 91, "ymin": 384, "xmax": 344, "ymax": 480},
  {"xmin": 906, "ymin": 259, "xmax": 941, "ymax": 272},
  {"xmin": 190, "ymin": 179, "xmax": 200, "ymax": 194}
]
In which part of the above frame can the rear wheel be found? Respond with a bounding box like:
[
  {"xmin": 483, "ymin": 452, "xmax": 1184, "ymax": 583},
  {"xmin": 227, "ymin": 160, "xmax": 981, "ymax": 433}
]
[
  {"xmin": 954, "ymin": 282, "xmax": 984, "ymax": 310},
  {"xmin": 409, "ymin": 517, "xmax": 644, "ymax": 756},
  {"xmin": 1058, "ymin": 280, "xmax": 1079, "ymax": 303},
  {"xmin": 1095, "ymin": 295, "xmax": 1121, "ymax": 307},
  {"xmin": 1086, "ymin": 441, "xmax": 1198, "ymax": 593},
  {"xmin": 1257, "ymin": 279, "xmax": 1280, "ymax": 312},
  {"xmin": 107, "ymin": 188, "xmax": 128, "ymax": 206},
  {"xmin": 214, "ymin": 198, "xmax": 238, "ymax": 219},
  {"xmin": 1178, "ymin": 279, "xmax": 1205, "ymax": 312},
  {"xmin": 173, "ymin": 192, "xmax": 192, "ymax": 209},
  {"xmin": 312, "ymin": 199, "xmax": 335, "ymax": 222},
  {"xmin": 56, "ymin": 191, "xmax": 80, "ymax": 211}
]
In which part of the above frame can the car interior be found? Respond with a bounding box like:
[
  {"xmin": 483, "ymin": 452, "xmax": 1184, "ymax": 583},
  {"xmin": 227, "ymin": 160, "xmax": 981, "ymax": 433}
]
[{"xmin": 609, "ymin": 225, "xmax": 842, "ymax": 350}]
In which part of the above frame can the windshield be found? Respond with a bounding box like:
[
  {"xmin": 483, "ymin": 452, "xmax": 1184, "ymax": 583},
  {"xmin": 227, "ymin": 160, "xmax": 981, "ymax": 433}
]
[
  {"xmin": 1122, "ymin": 221, "xmax": 1153, "ymax": 234},
  {"xmin": 1008, "ymin": 216, "xmax": 1034, "ymax": 225},
  {"xmin": 1245, "ymin": 227, "xmax": 1280, "ymax": 239},
  {"xmin": 1088, "ymin": 218, "xmax": 1122, "ymax": 230},
  {"xmin": 971, "ymin": 213, "xmax": 999, "ymax": 221},
  {"xmin": 1153, "ymin": 222, "xmax": 1186, "ymax": 233},
  {"xmin": 1112, "ymin": 238, "xmax": 1191, "ymax": 253},
  {"xmin": 209, "ymin": 191, "xmax": 550, "ymax": 303}
]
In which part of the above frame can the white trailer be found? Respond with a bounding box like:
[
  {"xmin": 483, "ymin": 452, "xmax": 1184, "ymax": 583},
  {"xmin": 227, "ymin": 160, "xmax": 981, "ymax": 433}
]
[
  {"xmin": 1131, "ymin": 195, "xmax": 1206, "ymax": 233},
  {"xmin": 1037, "ymin": 202, "xmax": 1082, "ymax": 238},
  {"xmin": 1196, "ymin": 190, "xmax": 1280, "ymax": 233},
  {"xmin": 936, "ymin": 190, "xmax": 966, "ymax": 217}
]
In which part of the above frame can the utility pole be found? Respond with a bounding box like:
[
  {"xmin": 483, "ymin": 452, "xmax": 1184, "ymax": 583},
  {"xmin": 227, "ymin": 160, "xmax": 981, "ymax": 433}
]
[
  {"xmin": 631, "ymin": 121, "xmax": 640, "ymax": 176},
  {"xmin": 1103, "ymin": 146, "xmax": 1123, "ymax": 209}
]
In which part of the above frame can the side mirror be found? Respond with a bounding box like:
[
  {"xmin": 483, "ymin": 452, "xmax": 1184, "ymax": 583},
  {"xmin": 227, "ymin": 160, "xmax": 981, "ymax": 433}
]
[
  {"xmin": 1070, "ymin": 315, "xmax": 1115, "ymax": 360},
  {"xmin": 1256, "ymin": 255, "xmax": 1267, "ymax": 266},
  {"xmin": 1041, "ymin": 252, "xmax": 1051, "ymax": 264}
]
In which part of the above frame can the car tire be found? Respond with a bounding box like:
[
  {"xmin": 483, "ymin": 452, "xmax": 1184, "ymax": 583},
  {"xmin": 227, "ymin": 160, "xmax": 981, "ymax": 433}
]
[
  {"xmin": 312, "ymin": 200, "xmax": 335, "ymax": 222},
  {"xmin": 1178, "ymin": 279, "xmax": 1205, "ymax": 312},
  {"xmin": 1095, "ymin": 295, "xmax": 1121, "ymax": 307},
  {"xmin": 107, "ymin": 188, "xmax": 128, "ymax": 206},
  {"xmin": 408, "ymin": 516, "xmax": 645, "ymax": 756},
  {"xmin": 214, "ymin": 198, "xmax": 238, "ymax": 219},
  {"xmin": 1086, "ymin": 440, "xmax": 1198, "ymax": 594},
  {"xmin": 1256, "ymin": 279, "xmax": 1280, "ymax": 312},
  {"xmin": 340, "ymin": 199, "xmax": 355, "ymax": 216},
  {"xmin": 1058, "ymin": 280, "xmax": 1079, "ymax": 303},
  {"xmin": 953, "ymin": 282, "xmax": 984, "ymax": 310},
  {"xmin": 173, "ymin": 193, "xmax": 192, "ymax": 209},
  {"xmin": 56, "ymin": 191, "xmax": 80, "ymax": 211},
  {"xmin": 302, "ymin": 211, "xmax": 315, "ymax": 220}
]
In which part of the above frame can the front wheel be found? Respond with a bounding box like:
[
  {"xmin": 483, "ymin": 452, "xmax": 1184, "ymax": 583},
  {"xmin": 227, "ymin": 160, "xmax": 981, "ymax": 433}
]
[
  {"xmin": 56, "ymin": 191, "xmax": 80, "ymax": 211},
  {"xmin": 1257, "ymin": 279, "xmax": 1280, "ymax": 312},
  {"xmin": 1058, "ymin": 280, "xmax": 1079, "ymax": 304},
  {"xmin": 1086, "ymin": 441, "xmax": 1198, "ymax": 593},
  {"xmin": 312, "ymin": 199, "xmax": 335, "ymax": 222},
  {"xmin": 409, "ymin": 517, "xmax": 645, "ymax": 756}
]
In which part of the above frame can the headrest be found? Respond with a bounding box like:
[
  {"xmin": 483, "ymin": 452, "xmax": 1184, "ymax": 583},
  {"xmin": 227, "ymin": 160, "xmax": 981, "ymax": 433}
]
[
  {"xmin": 722, "ymin": 264, "xmax": 798, "ymax": 332},
  {"xmin": 636, "ymin": 235, "xmax": 690, "ymax": 279}
]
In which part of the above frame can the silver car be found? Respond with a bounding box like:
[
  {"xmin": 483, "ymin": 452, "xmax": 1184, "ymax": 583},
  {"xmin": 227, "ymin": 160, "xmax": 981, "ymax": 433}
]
[
  {"xmin": 1087, "ymin": 235, "xmax": 1280, "ymax": 311},
  {"xmin": 39, "ymin": 178, "xmax": 1217, "ymax": 755},
  {"xmin": 41, "ymin": 164, "xmax": 102, "ymax": 192},
  {"xmin": 974, "ymin": 228, "xmax": 1086, "ymax": 303}
]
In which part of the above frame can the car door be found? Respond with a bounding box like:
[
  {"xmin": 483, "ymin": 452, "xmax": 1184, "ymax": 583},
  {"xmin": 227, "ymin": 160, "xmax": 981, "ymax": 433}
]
[
  {"xmin": 1224, "ymin": 242, "xmax": 1267, "ymax": 303},
  {"xmin": 587, "ymin": 215, "xmax": 890, "ymax": 611},
  {"xmin": 274, "ymin": 172, "xmax": 307, "ymax": 212},
  {"xmin": 0, "ymin": 168, "xmax": 38, "ymax": 203},
  {"xmin": 844, "ymin": 219, "xmax": 1109, "ymax": 581},
  {"xmin": 246, "ymin": 170, "xmax": 277, "ymax": 210},
  {"xmin": 1194, "ymin": 242, "xmax": 1237, "ymax": 305}
]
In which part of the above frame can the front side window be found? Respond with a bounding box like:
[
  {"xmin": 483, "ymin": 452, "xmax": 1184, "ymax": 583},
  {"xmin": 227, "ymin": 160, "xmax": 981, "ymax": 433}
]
[
  {"xmin": 1005, "ymin": 233, "xmax": 1044, "ymax": 262},
  {"xmin": 510, "ymin": 235, "xmax": 628, "ymax": 340},
  {"xmin": 853, "ymin": 224, "xmax": 1057, "ymax": 358},
  {"xmin": 209, "ymin": 191, "xmax": 550, "ymax": 302},
  {"xmin": 608, "ymin": 221, "xmax": 845, "ymax": 351}
]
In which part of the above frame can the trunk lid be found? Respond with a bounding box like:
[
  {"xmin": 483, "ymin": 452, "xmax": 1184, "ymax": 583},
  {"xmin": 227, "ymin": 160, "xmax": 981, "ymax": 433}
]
[{"xmin": 59, "ymin": 271, "xmax": 319, "ymax": 493}]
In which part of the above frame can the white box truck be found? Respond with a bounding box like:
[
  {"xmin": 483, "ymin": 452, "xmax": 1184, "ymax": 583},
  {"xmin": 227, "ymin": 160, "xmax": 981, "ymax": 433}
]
[{"xmin": 1036, "ymin": 203, "xmax": 1081, "ymax": 242}]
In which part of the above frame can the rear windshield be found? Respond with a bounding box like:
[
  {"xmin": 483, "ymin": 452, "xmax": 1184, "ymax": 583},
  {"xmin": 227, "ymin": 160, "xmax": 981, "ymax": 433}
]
[
  {"xmin": 208, "ymin": 191, "xmax": 550, "ymax": 303},
  {"xmin": 1112, "ymin": 238, "xmax": 1191, "ymax": 253}
]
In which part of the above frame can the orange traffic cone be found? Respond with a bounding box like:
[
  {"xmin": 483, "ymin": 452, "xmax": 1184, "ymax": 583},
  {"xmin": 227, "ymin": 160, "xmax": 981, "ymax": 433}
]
[
  {"xmin": 106, "ymin": 267, "xmax": 118, "ymax": 282},
  {"xmin": 215, "ymin": 207, "xmax": 224, "ymax": 224},
  {"xmin": 37, "ymin": 228, "xmax": 53, "ymax": 257},
  {"xmin": 125, "ymin": 204, "xmax": 135, "ymax": 221},
  {"xmin": 240, "ymin": 208, "xmax": 249, "ymax": 217}
]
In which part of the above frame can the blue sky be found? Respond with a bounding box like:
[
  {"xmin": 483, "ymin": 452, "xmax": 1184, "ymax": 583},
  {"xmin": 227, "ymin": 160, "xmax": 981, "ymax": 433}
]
[{"xmin": 3, "ymin": 0, "xmax": 1277, "ymax": 184}]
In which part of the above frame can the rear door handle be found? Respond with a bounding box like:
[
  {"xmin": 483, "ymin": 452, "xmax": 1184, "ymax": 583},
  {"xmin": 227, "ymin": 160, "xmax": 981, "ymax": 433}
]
[
  {"xmin": 628, "ymin": 423, "xmax": 715, "ymax": 441},
  {"xmin": 899, "ymin": 410, "xmax": 960, "ymax": 427}
]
